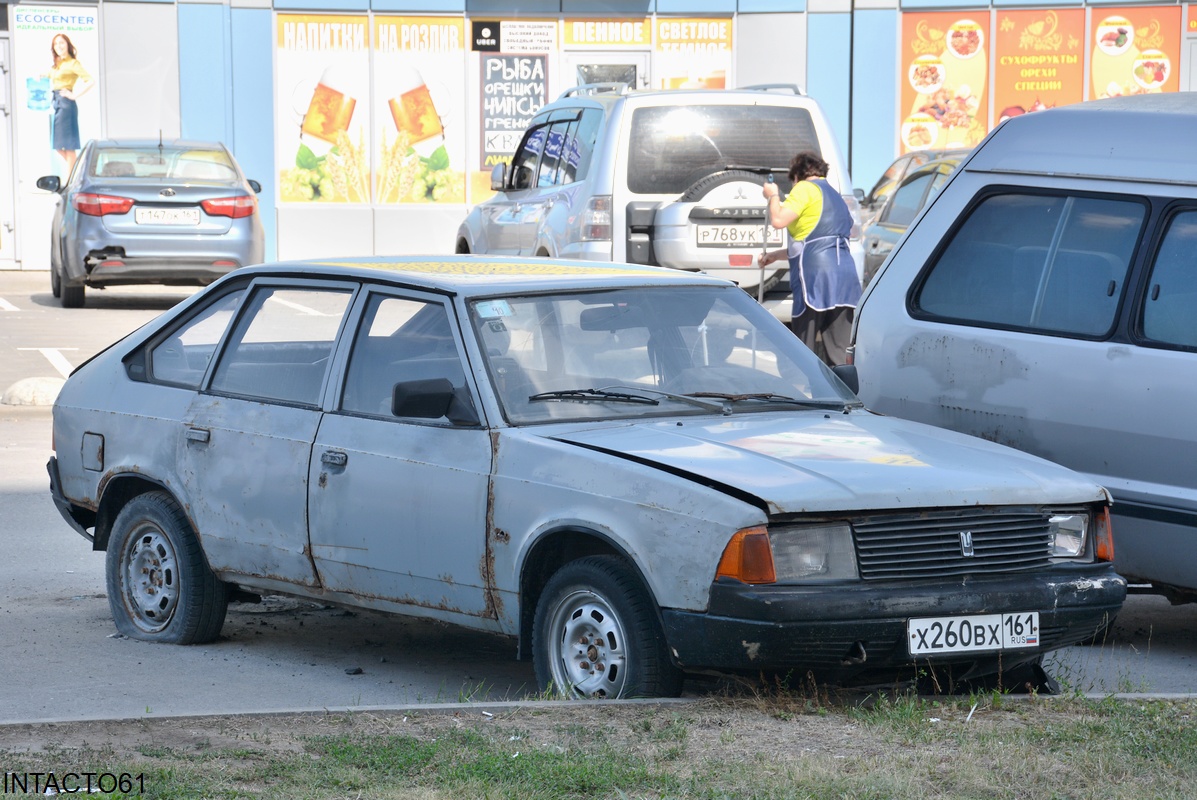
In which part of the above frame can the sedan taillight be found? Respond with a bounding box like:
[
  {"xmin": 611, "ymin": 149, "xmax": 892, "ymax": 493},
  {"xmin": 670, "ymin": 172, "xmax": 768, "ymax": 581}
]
[
  {"xmin": 73, "ymin": 193, "xmax": 135, "ymax": 216},
  {"xmin": 201, "ymin": 196, "xmax": 257, "ymax": 219}
]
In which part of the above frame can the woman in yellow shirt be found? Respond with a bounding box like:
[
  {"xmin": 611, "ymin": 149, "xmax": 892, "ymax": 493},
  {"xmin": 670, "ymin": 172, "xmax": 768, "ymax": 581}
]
[
  {"xmin": 47, "ymin": 34, "xmax": 94, "ymax": 175},
  {"xmin": 758, "ymin": 152, "xmax": 861, "ymax": 366}
]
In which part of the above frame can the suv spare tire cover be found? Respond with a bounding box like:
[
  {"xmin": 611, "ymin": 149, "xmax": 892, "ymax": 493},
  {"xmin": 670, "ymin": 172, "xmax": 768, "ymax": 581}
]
[{"xmin": 650, "ymin": 170, "xmax": 787, "ymax": 297}]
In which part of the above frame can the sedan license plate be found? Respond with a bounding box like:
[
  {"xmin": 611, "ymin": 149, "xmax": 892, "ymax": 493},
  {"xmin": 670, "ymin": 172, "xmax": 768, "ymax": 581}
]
[
  {"xmin": 696, "ymin": 224, "xmax": 784, "ymax": 248},
  {"xmin": 135, "ymin": 207, "xmax": 200, "ymax": 226},
  {"xmin": 908, "ymin": 612, "xmax": 1039, "ymax": 656}
]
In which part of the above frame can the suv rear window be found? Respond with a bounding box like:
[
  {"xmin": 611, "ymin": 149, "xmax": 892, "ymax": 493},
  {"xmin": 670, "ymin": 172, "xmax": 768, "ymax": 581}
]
[{"xmin": 626, "ymin": 106, "xmax": 820, "ymax": 194}]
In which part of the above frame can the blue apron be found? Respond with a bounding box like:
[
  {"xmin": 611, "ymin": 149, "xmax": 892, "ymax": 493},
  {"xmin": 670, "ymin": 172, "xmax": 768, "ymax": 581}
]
[{"xmin": 787, "ymin": 179, "xmax": 861, "ymax": 312}]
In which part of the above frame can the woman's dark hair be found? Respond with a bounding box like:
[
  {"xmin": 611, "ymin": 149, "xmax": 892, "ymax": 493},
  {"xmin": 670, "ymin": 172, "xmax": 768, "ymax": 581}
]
[
  {"xmin": 788, "ymin": 152, "xmax": 829, "ymax": 182},
  {"xmin": 51, "ymin": 34, "xmax": 78, "ymax": 65}
]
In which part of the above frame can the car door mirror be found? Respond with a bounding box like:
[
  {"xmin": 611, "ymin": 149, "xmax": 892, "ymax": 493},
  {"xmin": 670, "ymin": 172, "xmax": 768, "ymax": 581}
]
[
  {"xmin": 248, "ymin": 179, "xmax": 262, "ymax": 194},
  {"xmin": 853, "ymin": 187, "xmax": 865, "ymax": 202},
  {"xmin": 36, "ymin": 175, "xmax": 61, "ymax": 193},
  {"xmin": 490, "ymin": 163, "xmax": 507, "ymax": 192},
  {"xmin": 512, "ymin": 166, "xmax": 535, "ymax": 191},
  {"xmin": 392, "ymin": 378, "xmax": 479, "ymax": 426}
]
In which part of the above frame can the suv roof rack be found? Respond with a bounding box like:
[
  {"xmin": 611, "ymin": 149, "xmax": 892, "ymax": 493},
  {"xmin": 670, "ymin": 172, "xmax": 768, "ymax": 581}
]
[
  {"xmin": 740, "ymin": 83, "xmax": 807, "ymax": 96},
  {"xmin": 557, "ymin": 82, "xmax": 631, "ymax": 100}
]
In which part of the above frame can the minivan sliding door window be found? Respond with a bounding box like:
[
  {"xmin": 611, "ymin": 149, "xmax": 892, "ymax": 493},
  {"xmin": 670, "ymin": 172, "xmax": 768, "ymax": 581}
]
[{"xmin": 915, "ymin": 192, "xmax": 1144, "ymax": 337}]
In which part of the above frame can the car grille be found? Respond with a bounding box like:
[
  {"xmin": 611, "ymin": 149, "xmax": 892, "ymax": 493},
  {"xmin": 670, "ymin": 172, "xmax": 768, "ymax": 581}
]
[{"xmin": 853, "ymin": 509, "xmax": 1053, "ymax": 580}]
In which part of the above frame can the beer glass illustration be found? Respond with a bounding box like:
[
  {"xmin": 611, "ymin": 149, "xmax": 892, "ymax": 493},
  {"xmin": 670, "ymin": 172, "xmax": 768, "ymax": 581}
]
[
  {"xmin": 301, "ymin": 67, "xmax": 357, "ymax": 149},
  {"xmin": 388, "ymin": 63, "xmax": 444, "ymax": 156}
]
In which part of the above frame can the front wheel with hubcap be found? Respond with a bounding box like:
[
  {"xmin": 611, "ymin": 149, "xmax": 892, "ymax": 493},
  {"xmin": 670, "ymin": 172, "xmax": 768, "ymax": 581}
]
[
  {"xmin": 106, "ymin": 491, "xmax": 229, "ymax": 644},
  {"xmin": 533, "ymin": 555, "xmax": 683, "ymax": 699}
]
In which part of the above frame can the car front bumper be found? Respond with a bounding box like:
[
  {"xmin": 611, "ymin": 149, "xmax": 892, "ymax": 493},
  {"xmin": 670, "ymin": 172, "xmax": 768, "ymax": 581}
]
[{"xmin": 662, "ymin": 567, "xmax": 1126, "ymax": 681}]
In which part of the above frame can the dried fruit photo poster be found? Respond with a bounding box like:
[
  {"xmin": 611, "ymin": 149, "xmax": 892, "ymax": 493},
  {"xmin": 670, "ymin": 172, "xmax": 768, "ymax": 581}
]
[
  {"xmin": 1089, "ymin": 7, "xmax": 1181, "ymax": 99},
  {"xmin": 899, "ymin": 12, "xmax": 990, "ymax": 154}
]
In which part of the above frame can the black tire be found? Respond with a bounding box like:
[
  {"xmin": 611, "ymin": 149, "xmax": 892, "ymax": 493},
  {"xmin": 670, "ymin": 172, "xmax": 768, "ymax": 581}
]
[
  {"xmin": 50, "ymin": 261, "xmax": 62, "ymax": 298},
  {"xmin": 106, "ymin": 491, "xmax": 228, "ymax": 644},
  {"xmin": 61, "ymin": 280, "xmax": 84, "ymax": 308},
  {"xmin": 678, "ymin": 169, "xmax": 768, "ymax": 203},
  {"xmin": 533, "ymin": 555, "xmax": 683, "ymax": 699}
]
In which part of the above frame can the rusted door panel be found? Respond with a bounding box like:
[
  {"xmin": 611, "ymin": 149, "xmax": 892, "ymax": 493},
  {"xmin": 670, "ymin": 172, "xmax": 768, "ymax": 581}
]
[
  {"xmin": 178, "ymin": 394, "xmax": 322, "ymax": 586},
  {"xmin": 307, "ymin": 413, "xmax": 493, "ymax": 616}
]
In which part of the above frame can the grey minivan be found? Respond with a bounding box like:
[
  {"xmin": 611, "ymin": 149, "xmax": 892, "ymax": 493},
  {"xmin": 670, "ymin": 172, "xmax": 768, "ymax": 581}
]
[{"xmin": 851, "ymin": 94, "xmax": 1197, "ymax": 602}]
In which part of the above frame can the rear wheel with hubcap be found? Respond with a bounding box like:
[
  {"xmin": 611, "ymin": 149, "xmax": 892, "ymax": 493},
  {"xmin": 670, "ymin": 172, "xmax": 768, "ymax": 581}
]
[{"xmin": 106, "ymin": 491, "xmax": 228, "ymax": 644}]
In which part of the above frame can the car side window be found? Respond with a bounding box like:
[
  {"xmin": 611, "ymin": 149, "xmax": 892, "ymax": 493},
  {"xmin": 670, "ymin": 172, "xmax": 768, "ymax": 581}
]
[
  {"xmin": 537, "ymin": 123, "xmax": 570, "ymax": 188},
  {"xmin": 882, "ymin": 171, "xmax": 934, "ymax": 227},
  {"xmin": 340, "ymin": 294, "xmax": 468, "ymax": 419},
  {"xmin": 209, "ymin": 286, "xmax": 352, "ymax": 405},
  {"xmin": 148, "ymin": 289, "xmax": 245, "ymax": 388},
  {"xmin": 915, "ymin": 192, "xmax": 1144, "ymax": 337},
  {"xmin": 1141, "ymin": 209, "xmax": 1197, "ymax": 349},
  {"xmin": 560, "ymin": 109, "xmax": 602, "ymax": 185},
  {"xmin": 510, "ymin": 125, "xmax": 548, "ymax": 191}
]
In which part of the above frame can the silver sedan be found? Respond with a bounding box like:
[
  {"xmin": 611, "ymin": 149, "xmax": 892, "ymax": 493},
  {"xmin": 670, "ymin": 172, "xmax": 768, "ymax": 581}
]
[{"xmin": 36, "ymin": 139, "xmax": 265, "ymax": 308}]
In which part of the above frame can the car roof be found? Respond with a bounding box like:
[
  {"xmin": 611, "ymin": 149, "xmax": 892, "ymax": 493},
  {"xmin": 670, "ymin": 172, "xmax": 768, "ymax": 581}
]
[
  {"xmin": 546, "ymin": 85, "xmax": 825, "ymax": 110},
  {"xmin": 89, "ymin": 139, "xmax": 228, "ymax": 150},
  {"xmin": 907, "ymin": 153, "xmax": 967, "ymax": 176},
  {"xmin": 968, "ymin": 94, "xmax": 1197, "ymax": 184},
  {"xmin": 225, "ymin": 256, "xmax": 731, "ymax": 297}
]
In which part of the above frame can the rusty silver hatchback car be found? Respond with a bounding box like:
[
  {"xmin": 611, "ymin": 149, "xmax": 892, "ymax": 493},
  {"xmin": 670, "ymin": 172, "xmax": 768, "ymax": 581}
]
[{"xmin": 48, "ymin": 256, "xmax": 1125, "ymax": 697}]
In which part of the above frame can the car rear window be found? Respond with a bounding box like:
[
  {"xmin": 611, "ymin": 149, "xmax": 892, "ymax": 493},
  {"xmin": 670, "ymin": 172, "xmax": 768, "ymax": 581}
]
[
  {"xmin": 626, "ymin": 105, "xmax": 820, "ymax": 194},
  {"xmin": 92, "ymin": 148, "xmax": 237, "ymax": 181}
]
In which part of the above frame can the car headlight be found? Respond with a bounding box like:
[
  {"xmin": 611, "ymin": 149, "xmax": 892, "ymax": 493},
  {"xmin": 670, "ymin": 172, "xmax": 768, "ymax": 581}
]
[
  {"xmin": 1049, "ymin": 513, "xmax": 1089, "ymax": 560},
  {"xmin": 770, "ymin": 523, "xmax": 858, "ymax": 582},
  {"xmin": 716, "ymin": 523, "xmax": 859, "ymax": 584}
]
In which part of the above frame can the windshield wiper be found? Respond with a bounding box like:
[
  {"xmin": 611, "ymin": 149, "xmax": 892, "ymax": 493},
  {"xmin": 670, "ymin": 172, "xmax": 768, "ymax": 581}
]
[
  {"xmin": 600, "ymin": 386, "xmax": 730, "ymax": 413},
  {"xmin": 686, "ymin": 392, "xmax": 861, "ymax": 411},
  {"xmin": 529, "ymin": 388, "xmax": 659, "ymax": 405}
]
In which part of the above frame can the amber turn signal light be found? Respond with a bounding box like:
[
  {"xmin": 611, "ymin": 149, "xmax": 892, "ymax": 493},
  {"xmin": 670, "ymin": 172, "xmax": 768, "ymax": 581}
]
[
  {"xmin": 1095, "ymin": 507, "xmax": 1115, "ymax": 563},
  {"xmin": 716, "ymin": 526, "xmax": 776, "ymax": 584}
]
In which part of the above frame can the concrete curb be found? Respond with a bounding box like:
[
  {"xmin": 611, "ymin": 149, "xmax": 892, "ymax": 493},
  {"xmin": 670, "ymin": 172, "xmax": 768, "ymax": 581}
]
[
  {"xmin": 2, "ymin": 693, "xmax": 1194, "ymax": 728},
  {"xmin": 1, "ymin": 376, "xmax": 64, "ymax": 406},
  {"xmin": 0, "ymin": 697, "xmax": 695, "ymax": 727}
]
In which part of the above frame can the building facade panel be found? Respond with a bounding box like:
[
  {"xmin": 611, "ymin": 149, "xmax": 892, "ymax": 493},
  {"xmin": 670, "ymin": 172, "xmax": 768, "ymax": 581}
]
[{"xmin": 2, "ymin": 0, "xmax": 1194, "ymax": 269}]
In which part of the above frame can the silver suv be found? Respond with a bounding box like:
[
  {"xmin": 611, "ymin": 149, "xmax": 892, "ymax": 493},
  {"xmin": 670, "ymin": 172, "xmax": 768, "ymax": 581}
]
[{"xmin": 455, "ymin": 84, "xmax": 863, "ymax": 322}]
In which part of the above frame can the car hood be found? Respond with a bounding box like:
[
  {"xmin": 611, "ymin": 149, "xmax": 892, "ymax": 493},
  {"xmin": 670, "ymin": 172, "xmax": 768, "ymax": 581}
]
[{"xmin": 547, "ymin": 411, "xmax": 1107, "ymax": 514}]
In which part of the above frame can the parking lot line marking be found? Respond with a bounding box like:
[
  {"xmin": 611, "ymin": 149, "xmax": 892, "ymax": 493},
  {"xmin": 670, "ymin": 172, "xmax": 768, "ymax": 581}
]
[
  {"xmin": 0, "ymin": 297, "xmax": 18, "ymax": 311},
  {"xmin": 18, "ymin": 348, "xmax": 78, "ymax": 379}
]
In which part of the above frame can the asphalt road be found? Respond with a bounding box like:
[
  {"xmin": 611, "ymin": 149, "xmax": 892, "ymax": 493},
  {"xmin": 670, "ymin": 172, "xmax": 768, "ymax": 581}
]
[{"xmin": 2, "ymin": 270, "xmax": 1196, "ymax": 724}]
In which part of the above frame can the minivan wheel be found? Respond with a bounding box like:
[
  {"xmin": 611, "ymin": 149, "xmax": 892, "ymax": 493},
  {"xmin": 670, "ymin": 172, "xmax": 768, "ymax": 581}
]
[
  {"xmin": 533, "ymin": 555, "xmax": 682, "ymax": 699},
  {"xmin": 50, "ymin": 262, "xmax": 62, "ymax": 298},
  {"xmin": 106, "ymin": 491, "xmax": 228, "ymax": 644}
]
